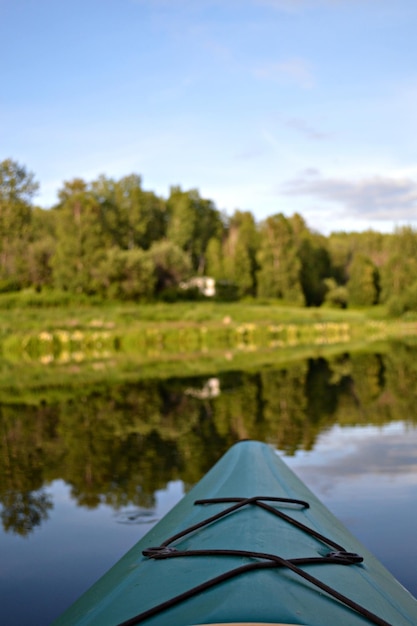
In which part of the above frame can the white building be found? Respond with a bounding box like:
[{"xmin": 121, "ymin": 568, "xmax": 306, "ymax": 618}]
[{"xmin": 180, "ymin": 276, "xmax": 216, "ymax": 297}]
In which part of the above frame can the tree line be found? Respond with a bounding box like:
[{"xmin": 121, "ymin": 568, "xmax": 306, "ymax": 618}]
[{"xmin": 1, "ymin": 157, "xmax": 417, "ymax": 313}]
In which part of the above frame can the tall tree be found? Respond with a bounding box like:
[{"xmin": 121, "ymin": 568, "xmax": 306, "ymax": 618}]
[
  {"xmin": 347, "ymin": 254, "xmax": 379, "ymax": 306},
  {"xmin": 288, "ymin": 214, "xmax": 331, "ymax": 306},
  {"xmin": 0, "ymin": 159, "xmax": 39, "ymax": 289},
  {"xmin": 380, "ymin": 227, "xmax": 417, "ymax": 302},
  {"xmin": 52, "ymin": 179, "xmax": 111, "ymax": 293},
  {"xmin": 380, "ymin": 227, "xmax": 417, "ymax": 313},
  {"xmin": 92, "ymin": 174, "xmax": 167, "ymax": 250},
  {"xmin": 326, "ymin": 232, "xmax": 354, "ymax": 285},
  {"xmin": 222, "ymin": 211, "xmax": 259, "ymax": 297},
  {"xmin": 167, "ymin": 187, "xmax": 224, "ymax": 273},
  {"xmin": 25, "ymin": 207, "xmax": 57, "ymax": 290},
  {"xmin": 205, "ymin": 236, "xmax": 224, "ymax": 280},
  {"xmin": 256, "ymin": 213, "xmax": 304, "ymax": 304}
]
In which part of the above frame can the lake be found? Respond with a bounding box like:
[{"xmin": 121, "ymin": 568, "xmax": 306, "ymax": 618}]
[{"xmin": 1, "ymin": 341, "xmax": 417, "ymax": 625}]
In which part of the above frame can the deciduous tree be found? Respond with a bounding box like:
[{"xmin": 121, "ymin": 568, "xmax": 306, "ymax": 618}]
[
  {"xmin": 52, "ymin": 179, "xmax": 111, "ymax": 293},
  {"xmin": 167, "ymin": 187, "xmax": 224, "ymax": 273},
  {"xmin": 256, "ymin": 213, "xmax": 304, "ymax": 303},
  {"xmin": 347, "ymin": 254, "xmax": 379, "ymax": 306},
  {"xmin": 0, "ymin": 159, "xmax": 39, "ymax": 289}
]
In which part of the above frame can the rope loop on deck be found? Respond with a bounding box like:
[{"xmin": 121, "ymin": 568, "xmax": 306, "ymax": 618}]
[{"xmin": 115, "ymin": 495, "xmax": 393, "ymax": 626}]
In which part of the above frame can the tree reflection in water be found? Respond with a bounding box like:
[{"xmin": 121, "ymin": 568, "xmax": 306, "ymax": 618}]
[
  {"xmin": 1, "ymin": 489, "xmax": 53, "ymax": 535},
  {"xmin": 1, "ymin": 341, "xmax": 417, "ymax": 535}
]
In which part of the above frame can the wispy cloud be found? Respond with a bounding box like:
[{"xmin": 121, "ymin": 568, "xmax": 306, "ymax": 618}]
[
  {"xmin": 282, "ymin": 169, "xmax": 417, "ymax": 221},
  {"xmin": 253, "ymin": 58, "xmax": 315, "ymax": 89},
  {"xmin": 285, "ymin": 117, "xmax": 330, "ymax": 140}
]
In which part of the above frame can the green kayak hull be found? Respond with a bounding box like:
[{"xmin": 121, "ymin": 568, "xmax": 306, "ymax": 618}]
[{"xmin": 52, "ymin": 441, "xmax": 417, "ymax": 626}]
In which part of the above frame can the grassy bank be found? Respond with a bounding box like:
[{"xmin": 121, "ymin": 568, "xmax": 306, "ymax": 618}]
[
  {"xmin": 1, "ymin": 295, "xmax": 416, "ymax": 393},
  {"xmin": 2, "ymin": 296, "xmax": 415, "ymax": 357},
  {"xmin": 0, "ymin": 291, "xmax": 390, "ymax": 331}
]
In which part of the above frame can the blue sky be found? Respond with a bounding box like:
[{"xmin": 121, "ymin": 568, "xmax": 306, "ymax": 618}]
[{"xmin": 1, "ymin": 0, "xmax": 416, "ymax": 233}]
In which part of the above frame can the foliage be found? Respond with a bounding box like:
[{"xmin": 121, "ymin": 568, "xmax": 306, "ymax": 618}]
[
  {"xmin": 256, "ymin": 213, "xmax": 304, "ymax": 304},
  {"xmin": 323, "ymin": 278, "xmax": 348, "ymax": 309},
  {"xmin": 167, "ymin": 186, "xmax": 224, "ymax": 273},
  {"xmin": 380, "ymin": 227, "xmax": 417, "ymax": 307},
  {"xmin": 95, "ymin": 247, "xmax": 156, "ymax": 300},
  {"xmin": 387, "ymin": 280, "xmax": 417, "ymax": 316},
  {"xmin": 291, "ymin": 215, "xmax": 331, "ymax": 306},
  {"xmin": 147, "ymin": 239, "xmax": 192, "ymax": 293},
  {"xmin": 347, "ymin": 254, "xmax": 379, "ymax": 306},
  {"xmin": 0, "ymin": 159, "xmax": 39, "ymax": 288},
  {"xmin": 52, "ymin": 179, "xmax": 110, "ymax": 293},
  {"xmin": 91, "ymin": 174, "xmax": 166, "ymax": 250},
  {"xmin": 0, "ymin": 159, "xmax": 416, "ymax": 314},
  {"xmin": 222, "ymin": 211, "xmax": 259, "ymax": 297}
]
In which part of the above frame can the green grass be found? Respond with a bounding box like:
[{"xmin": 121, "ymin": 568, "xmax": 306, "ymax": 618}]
[
  {"xmin": 0, "ymin": 292, "xmax": 383, "ymax": 331},
  {"xmin": 1, "ymin": 293, "xmax": 415, "ymax": 398}
]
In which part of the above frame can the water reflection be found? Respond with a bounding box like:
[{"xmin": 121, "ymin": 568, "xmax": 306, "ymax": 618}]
[
  {"xmin": 1, "ymin": 344, "xmax": 417, "ymax": 625},
  {"xmin": 287, "ymin": 422, "xmax": 417, "ymax": 482},
  {"xmin": 283, "ymin": 422, "xmax": 417, "ymax": 597},
  {"xmin": 1, "ymin": 345, "xmax": 417, "ymax": 535},
  {"xmin": 114, "ymin": 508, "xmax": 159, "ymax": 525},
  {"xmin": 0, "ymin": 488, "xmax": 53, "ymax": 536}
]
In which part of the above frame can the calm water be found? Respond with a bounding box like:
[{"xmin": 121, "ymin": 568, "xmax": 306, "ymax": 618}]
[{"xmin": 1, "ymin": 345, "xmax": 417, "ymax": 625}]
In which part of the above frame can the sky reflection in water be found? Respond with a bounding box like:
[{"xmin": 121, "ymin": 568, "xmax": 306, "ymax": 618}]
[
  {"xmin": 1, "ymin": 423, "xmax": 416, "ymax": 625},
  {"xmin": 283, "ymin": 422, "xmax": 417, "ymax": 598}
]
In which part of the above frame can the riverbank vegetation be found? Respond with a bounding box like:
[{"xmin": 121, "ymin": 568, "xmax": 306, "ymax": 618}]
[
  {"xmin": 2, "ymin": 158, "xmax": 417, "ymax": 316},
  {"xmin": 1, "ymin": 296, "xmax": 416, "ymax": 400}
]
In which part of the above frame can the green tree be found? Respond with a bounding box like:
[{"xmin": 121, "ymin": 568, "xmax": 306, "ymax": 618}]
[
  {"xmin": 326, "ymin": 230, "xmax": 390, "ymax": 294},
  {"xmin": 380, "ymin": 227, "xmax": 417, "ymax": 310},
  {"xmin": 0, "ymin": 159, "xmax": 39, "ymax": 289},
  {"xmin": 326, "ymin": 232, "xmax": 353, "ymax": 285},
  {"xmin": 256, "ymin": 213, "xmax": 304, "ymax": 303},
  {"xmin": 347, "ymin": 254, "xmax": 379, "ymax": 306},
  {"xmin": 322, "ymin": 278, "xmax": 348, "ymax": 308},
  {"xmin": 147, "ymin": 239, "xmax": 192, "ymax": 293},
  {"xmin": 205, "ymin": 236, "xmax": 224, "ymax": 280},
  {"xmin": 289, "ymin": 214, "xmax": 331, "ymax": 306},
  {"xmin": 299, "ymin": 237, "xmax": 332, "ymax": 306},
  {"xmin": 167, "ymin": 187, "xmax": 224, "ymax": 273},
  {"xmin": 92, "ymin": 174, "xmax": 166, "ymax": 250},
  {"xmin": 25, "ymin": 207, "xmax": 57, "ymax": 289},
  {"xmin": 52, "ymin": 179, "xmax": 112, "ymax": 293},
  {"xmin": 222, "ymin": 211, "xmax": 259, "ymax": 297},
  {"xmin": 27, "ymin": 237, "xmax": 55, "ymax": 289},
  {"xmin": 95, "ymin": 247, "xmax": 156, "ymax": 300}
]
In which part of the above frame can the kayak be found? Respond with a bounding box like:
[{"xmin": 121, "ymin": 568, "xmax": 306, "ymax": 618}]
[{"xmin": 52, "ymin": 440, "xmax": 417, "ymax": 626}]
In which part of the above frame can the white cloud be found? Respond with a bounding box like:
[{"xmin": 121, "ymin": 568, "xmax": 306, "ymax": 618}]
[
  {"xmin": 285, "ymin": 422, "xmax": 417, "ymax": 490},
  {"xmin": 282, "ymin": 170, "xmax": 417, "ymax": 221}
]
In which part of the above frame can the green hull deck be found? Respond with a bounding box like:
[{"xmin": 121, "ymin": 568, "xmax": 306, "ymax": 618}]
[{"xmin": 53, "ymin": 441, "xmax": 417, "ymax": 625}]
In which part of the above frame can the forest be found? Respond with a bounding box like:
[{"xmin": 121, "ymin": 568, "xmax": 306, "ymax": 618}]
[{"xmin": 1, "ymin": 157, "xmax": 417, "ymax": 315}]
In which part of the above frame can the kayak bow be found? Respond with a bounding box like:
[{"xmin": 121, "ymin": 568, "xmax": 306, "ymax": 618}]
[{"xmin": 53, "ymin": 440, "xmax": 417, "ymax": 626}]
